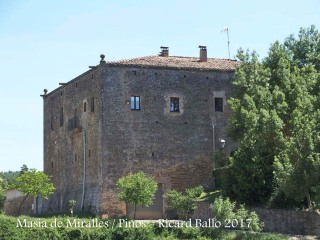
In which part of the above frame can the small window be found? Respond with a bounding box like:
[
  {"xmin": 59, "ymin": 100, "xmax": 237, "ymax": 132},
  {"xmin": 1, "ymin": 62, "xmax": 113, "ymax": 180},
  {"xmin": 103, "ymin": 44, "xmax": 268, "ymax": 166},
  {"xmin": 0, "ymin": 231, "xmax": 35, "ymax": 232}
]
[
  {"xmin": 131, "ymin": 96, "xmax": 140, "ymax": 110},
  {"xmin": 170, "ymin": 97, "xmax": 179, "ymax": 112},
  {"xmin": 51, "ymin": 162, "xmax": 53, "ymax": 169},
  {"xmin": 91, "ymin": 98, "xmax": 95, "ymax": 112},
  {"xmin": 74, "ymin": 154, "xmax": 77, "ymax": 162},
  {"xmin": 60, "ymin": 108, "xmax": 64, "ymax": 126},
  {"xmin": 215, "ymin": 98, "xmax": 223, "ymax": 112},
  {"xmin": 74, "ymin": 109, "xmax": 78, "ymax": 128},
  {"xmin": 84, "ymin": 102, "xmax": 87, "ymax": 112}
]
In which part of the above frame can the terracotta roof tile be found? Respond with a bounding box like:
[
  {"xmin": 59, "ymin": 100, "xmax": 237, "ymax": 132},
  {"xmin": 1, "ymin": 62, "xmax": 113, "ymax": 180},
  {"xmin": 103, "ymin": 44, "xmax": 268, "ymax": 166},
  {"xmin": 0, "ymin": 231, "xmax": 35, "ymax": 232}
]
[{"xmin": 106, "ymin": 56, "xmax": 238, "ymax": 71}]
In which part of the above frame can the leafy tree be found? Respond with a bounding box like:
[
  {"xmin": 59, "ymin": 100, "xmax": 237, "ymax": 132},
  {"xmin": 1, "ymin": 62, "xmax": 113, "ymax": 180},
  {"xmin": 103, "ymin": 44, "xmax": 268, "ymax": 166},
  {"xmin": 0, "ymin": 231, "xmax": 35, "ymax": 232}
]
[
  {"xmin": 223, "ymin": 25, "xmax": 320, "ymax": 208},
  {"xmin": 165, "ymin": 186, "xmax": 203, "ymax": 220},
  {"xmin": 0, "ymin": 171, "xmax": 19, "ymax": 186},
  {"xmin": 0, "ymin": 177, "xmax": 6, "ymax": 212},
  {"xmin": 19, "ymin": 164, "xmax": 29, "ymax": 176},
  {"xmin": 117, "ymin": 171, "xmax": 157, "ymax": 219},
  {"xmin": 10, "ymin": 169, "xmax": 55, "ymax": 215}
]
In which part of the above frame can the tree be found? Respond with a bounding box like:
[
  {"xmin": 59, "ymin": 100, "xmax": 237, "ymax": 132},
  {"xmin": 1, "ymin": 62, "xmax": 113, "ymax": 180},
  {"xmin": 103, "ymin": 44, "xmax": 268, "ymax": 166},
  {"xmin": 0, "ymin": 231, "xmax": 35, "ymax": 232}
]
[
  {"xmin": 223, "ymin": 25, "xmax": 320, "ymax": 208},
  {"xmin": 116, "ymin": 171, "xmax": 157, "ymax": 219},
  {"xmin": 0, "ymin": 177, "xmax": 6, "ymax": 213},
  {"xmin": 165, "ymin": 186, "xmax": 203, "ymax": 220},
  {"xmin": 19, "ymin": 164, "xmax": 29, "ymax": 176},
  {"xmin": 10, "ymin": 169, "xmax": 55, "ymax": 215},
  {"xmin": 69, "ymin": 200, "xmax": 77, "ymax": 217},
  {"xmin": 0, "ymin": 171, "xmax": 20, "ymax": 186}
]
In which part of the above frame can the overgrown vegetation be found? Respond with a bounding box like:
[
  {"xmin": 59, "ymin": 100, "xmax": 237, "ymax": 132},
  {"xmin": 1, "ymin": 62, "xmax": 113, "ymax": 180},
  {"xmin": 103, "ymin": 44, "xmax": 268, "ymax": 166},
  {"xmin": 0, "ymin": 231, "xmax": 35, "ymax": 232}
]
[
  {"xmin": 0, "ymin": 214, "xmax": 289, "ymax": 240},
  {"xmin": 0, "ymin": 177, "xmax": 6, "ymax": 213},
  {"xmin": 0, "ymin": 170, "xmax": 20, "ymax": 186},
  {"xmin": 210, "ymin": 196, "xmax": 263, "ymax": 232},
  {"xmin": 217, "ymin": 25, "xmax": 320, "ymax": 209},
  {"xmin": 165, "ymin": 186, "xmax": 203, "ymax": 219}
]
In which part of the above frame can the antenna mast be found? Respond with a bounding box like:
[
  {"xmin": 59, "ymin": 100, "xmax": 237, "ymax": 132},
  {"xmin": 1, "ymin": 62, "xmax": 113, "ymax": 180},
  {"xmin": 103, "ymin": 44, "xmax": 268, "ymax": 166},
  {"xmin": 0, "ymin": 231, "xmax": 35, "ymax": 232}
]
[{"xmin": 222, "ymin": 27, "xmax": 230, "ymax": 59}]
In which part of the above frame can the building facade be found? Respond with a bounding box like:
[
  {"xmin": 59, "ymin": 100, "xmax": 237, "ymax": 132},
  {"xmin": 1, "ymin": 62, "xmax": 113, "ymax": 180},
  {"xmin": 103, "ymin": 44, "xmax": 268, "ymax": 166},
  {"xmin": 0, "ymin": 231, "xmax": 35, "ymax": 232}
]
[{"xmin": 42, "ymin": 47, "xmax": 238, "ymax": 218}]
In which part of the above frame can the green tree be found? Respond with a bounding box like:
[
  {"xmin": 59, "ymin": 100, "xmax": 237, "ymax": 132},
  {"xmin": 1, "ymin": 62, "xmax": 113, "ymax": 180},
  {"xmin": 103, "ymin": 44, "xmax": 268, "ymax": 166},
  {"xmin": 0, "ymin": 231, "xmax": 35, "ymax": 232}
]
[
  {"xmin": 165, "ymin": 186, "xmax": 203, "ymax": 220},
  {"xmin": 0, "ymin": 177, "xmax": 6, "ymax": 212},
  {"xmin": 117, "ymin": 172, "xmax": 157, "ymax": 219},
  {"xmin": 0, "ymin": 171, "xmax": 20, "ymax": 186},
  {"xmin": 19, "ymin": 164, "xmax": 29, "ymax": 176},
  {"xmin": 10, "ymin": 169, "xmax": 55, "ymax": 215},
  {"xmin": 223, "ymin": 25, "xmax": 320, "ymax": 208}
]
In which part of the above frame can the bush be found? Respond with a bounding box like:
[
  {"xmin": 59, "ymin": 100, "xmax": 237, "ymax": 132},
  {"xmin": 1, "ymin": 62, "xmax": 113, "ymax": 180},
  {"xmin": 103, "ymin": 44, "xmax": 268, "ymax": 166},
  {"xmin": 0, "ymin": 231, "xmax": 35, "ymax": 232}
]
[
  {"xmin": 0, "ymin": 187, "xmax": 6, "ymax": 213},
  {"xmin": 0, "ymin": 214, "xmax": 287, "ymax": 240},
  {"xmin": 165, "ymin": 186, "xmax": 203, "ymax": 220},
  {"xmin": 210, "ymin": 196, "xmax": 263, "ymax": 232},
  {"xmin": 111, "ymin": 224, "xmax": 155, "ymax": 240}
]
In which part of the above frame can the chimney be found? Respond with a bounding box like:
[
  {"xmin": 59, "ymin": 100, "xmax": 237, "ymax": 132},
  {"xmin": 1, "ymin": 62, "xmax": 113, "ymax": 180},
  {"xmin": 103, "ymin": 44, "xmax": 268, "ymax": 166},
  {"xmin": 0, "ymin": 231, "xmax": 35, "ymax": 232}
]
[
  {"xmin": 199, "ymin": 45, "xmax": 207, "ymax": 62},
  {"xmin": 159, "ymin": 46, "xmax": 169, "ymax": 57}
]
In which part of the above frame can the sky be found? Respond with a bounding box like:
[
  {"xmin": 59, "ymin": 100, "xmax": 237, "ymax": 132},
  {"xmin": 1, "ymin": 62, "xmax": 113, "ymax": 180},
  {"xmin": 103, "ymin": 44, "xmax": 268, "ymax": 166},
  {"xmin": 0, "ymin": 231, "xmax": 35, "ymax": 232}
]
[{"xmin": 0, "ymin": 0, "xmax": 319, "ymax": 172}]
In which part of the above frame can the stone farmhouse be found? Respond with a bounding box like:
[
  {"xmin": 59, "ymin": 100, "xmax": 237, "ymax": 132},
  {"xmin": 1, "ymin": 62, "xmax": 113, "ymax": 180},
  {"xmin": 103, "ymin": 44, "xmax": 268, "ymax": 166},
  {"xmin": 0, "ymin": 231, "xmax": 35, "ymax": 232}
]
[{"xmin": 41, "ymin": 46, "xmax": 238, "ymax": 218}]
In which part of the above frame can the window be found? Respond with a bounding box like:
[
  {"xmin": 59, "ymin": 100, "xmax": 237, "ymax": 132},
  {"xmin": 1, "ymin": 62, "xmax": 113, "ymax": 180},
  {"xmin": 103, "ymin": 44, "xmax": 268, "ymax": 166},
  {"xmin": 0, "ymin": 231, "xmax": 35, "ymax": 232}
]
[
  {"xmin": 60, "ymin": 108, "xmax": 64, "ymax": 126},
  {"xmin": 131, "ymin": 96, "xmax": 140, "ymax": 110},
  {"xmin": 84, "ymin": 102, "xmax": 87, "ymax": 112},
  {"xmin": 170, "ymin": 97, "xmax": 179, "ymax": 112},
  {"xmin": 74, "ymin": 109, "xmax": 78, "ymax": 128},
  {"xmin": 91, "ymin": 98, "xmax": 95, "ymax": 112},
  {"xmin": 215, "ymin": 98, "xmax": 223, "ymax": 112}
]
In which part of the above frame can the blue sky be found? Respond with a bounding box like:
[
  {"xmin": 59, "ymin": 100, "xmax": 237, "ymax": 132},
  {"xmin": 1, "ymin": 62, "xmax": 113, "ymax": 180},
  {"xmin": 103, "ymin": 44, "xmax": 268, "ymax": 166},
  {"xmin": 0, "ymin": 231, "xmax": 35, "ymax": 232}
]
[{"xmin": 0, "ymin": 0, "xmax": 319, "ymax": 172}]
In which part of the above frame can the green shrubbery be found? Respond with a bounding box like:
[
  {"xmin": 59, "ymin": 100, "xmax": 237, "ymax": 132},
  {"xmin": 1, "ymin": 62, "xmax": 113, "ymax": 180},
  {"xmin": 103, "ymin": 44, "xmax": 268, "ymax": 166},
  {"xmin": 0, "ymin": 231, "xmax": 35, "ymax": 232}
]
[
  {"xmin": 165, "ymin": 186, "xmax": 203, "ymax": 219},
  {"xmin": 0, "ymin": 214, "xmax": 287, "ymax": 240},
  {"xmin": 210, "ymin": 196, "xmax": 263, "ymax": 232}
]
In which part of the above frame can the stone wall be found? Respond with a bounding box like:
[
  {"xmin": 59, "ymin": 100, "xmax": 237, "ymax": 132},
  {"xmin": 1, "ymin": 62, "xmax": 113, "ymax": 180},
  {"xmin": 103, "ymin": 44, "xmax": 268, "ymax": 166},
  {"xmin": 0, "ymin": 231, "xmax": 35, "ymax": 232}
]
[
  {"xmin": 4, "ymin": 195, "xmax": 34, "ymax": 216},
  {"xmin": 98, "ymin": 66, "xmax": 236, "ymax": 216},
  {"xmin": 192, "ymin": 202, "xmax": 320, "ymax": 236},
  {"xmin": 251, "ymin": 207, "xmax": 320, "ymax": 236},
  {"xmin": 43, "ymin": 61, "xmax": 237, "ymax": 217},
  {"xmin": 43, "ymin": 66, "xmax": 103, "ymax": 213}
]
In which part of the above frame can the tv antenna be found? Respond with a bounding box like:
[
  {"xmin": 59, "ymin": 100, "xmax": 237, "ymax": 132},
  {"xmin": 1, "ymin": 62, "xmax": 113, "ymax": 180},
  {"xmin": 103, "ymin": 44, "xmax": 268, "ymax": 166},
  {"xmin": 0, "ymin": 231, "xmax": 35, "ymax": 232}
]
[{"xmin": 221, "ymin": 27, "xmax": 230, "ymax": 59}]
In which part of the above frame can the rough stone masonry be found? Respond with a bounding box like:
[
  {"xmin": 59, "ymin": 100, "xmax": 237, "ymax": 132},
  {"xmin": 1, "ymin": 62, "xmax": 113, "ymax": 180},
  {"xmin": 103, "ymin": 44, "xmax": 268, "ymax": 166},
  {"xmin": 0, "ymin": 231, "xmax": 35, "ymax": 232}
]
[{"xmin": 42, "ymin": 46, "xmax": 238, "ymax": 218}]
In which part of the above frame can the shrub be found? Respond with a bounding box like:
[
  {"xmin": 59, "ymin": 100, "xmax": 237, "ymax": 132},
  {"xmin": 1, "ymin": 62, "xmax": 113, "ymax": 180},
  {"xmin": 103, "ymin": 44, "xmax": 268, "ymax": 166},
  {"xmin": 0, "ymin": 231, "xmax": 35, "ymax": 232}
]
[
  {"xmin": 210, "ymin": 196, "xmax": 263, "ymax": 232},
  {"xmin": 165, "ymin": 186, "xmax": 203, "ymax": 220}
]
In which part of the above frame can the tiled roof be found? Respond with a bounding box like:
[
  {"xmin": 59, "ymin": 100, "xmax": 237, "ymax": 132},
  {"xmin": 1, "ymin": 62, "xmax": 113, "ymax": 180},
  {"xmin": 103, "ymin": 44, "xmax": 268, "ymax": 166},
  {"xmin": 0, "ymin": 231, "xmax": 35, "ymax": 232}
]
[{"xmin": 106, "ymin": 56, "xmax": 238, "ymax": 71}]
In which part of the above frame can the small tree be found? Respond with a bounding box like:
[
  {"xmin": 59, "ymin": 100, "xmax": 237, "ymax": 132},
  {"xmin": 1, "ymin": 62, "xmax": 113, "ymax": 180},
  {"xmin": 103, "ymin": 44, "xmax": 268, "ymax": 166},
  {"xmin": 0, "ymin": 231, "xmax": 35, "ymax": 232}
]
[
  {"xmin": 117, "ymin": 171, "xmax": 157, "ymax": 219},
  {"xmin": 165, "ymin": 186, "xmax": 203, "ymax": 220},
  {"xmin": 69, "ymin": 200, "xmax": 77, "ymax": 217},
  {"xmin": 10, "ymin": 169, "xmax": 55, "ymax": 215}
]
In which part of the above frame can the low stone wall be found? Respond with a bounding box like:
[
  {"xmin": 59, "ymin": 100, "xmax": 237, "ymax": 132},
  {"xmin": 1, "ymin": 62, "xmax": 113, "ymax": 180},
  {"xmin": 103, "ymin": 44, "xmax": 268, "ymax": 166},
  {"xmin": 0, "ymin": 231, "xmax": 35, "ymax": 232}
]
[
  {"xmin": 4, "ymin": 195, "xmax": 34, "ymax": 216},
  {"xmin": 192, "ymin": 202, "xmax": 320, "ymax": 236},
  {"xmin": 250, "ymin": 208, "xmax": 320, "ymax": 236}
]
